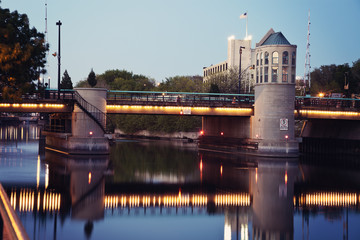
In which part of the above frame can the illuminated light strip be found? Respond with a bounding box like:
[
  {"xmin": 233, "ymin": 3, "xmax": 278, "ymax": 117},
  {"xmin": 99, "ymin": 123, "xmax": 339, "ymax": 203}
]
[
  {"xmin": 296, "ymin": 109, "xmax": 360, "ymax": 117},
  {"xmin": 215, "ymin": 194, "xmax": 251, "ymax": 207},
  {"xmin": 107, "ymin": 105, "xmax": 252, "ymax": 113},
  {"xmin": 0, "ymin": 103, "xmax": 64, "ymax": 108},
  {"xmin": 0, "ymin": 185, "xmax": 28, "ymax": 240}
]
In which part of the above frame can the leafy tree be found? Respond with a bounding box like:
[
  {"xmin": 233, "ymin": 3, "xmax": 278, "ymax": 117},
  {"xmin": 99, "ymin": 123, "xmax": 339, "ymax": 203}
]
[
  {"xmin": 87, "ymin": 68, "xmax": 97, "ymax": 87},
  {"xmin": 60, "ymin": 70, "xmax": 73, "ymax": 89},
  {"xmin": 0, "ymin": 6, "xmax": 49, "ymax": 100},
  {"xmin": 157, "ymin": 75, "xmax": 203, "ymax": 92},
  {"xmin": 209, "ymin": 83, "xmax": 220, "ymax": 93}
]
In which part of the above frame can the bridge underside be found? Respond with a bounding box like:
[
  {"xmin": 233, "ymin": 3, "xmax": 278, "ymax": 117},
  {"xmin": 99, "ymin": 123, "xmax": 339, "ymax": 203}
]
[{"xmin": 300, "ymin": 119, "xmax": 360, "ymax": 155}]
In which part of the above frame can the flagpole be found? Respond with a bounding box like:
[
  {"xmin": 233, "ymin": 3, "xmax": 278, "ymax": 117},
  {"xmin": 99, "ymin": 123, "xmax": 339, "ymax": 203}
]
[{"xmin": 245, "ymin": 12, "xmax": 248, "ymax": 39}]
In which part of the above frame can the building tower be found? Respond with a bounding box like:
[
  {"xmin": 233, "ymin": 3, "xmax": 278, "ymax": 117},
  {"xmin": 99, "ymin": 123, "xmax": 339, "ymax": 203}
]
[
  {"xmin": 252, "ymin": 29, "xmax": 298, "ymax": 155},
  {"xmin": 304, "ymin": 10, "xmax": 311, "ymax": 91}
]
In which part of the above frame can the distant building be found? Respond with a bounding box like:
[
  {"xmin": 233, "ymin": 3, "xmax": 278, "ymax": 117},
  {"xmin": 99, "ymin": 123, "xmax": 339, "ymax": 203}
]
[{"xmin": 203, "ymin": 28, "xmax": 297, "ymax": 92}]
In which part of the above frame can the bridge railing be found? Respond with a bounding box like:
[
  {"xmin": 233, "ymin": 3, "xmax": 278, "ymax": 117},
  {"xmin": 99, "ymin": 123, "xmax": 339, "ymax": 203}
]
[
  {"xmin": 107, "ymin": 91, "xmax": 254, "ymax": 107},
  {"xmin": 295, "ymin": 96, "xmax": 360, "ymax": 110}
]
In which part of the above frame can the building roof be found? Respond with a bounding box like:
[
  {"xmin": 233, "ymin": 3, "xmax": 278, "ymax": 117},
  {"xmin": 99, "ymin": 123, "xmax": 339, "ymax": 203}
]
[{"xmin": 261, "ymin": 32, "xmax": 291, "ymax": 46}]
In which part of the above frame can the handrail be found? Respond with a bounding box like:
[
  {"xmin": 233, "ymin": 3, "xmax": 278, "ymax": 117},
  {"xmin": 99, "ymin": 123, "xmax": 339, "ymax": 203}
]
[
  {"xmin": 73, "ymin": 91, "xmax": 107, "ymax": 133},
  {"xmin": 0, "ymin": 184, "xmax": 30, "ymax": 240}
]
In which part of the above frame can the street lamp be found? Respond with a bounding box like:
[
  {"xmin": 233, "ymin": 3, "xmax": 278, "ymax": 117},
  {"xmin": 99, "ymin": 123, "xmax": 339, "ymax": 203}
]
[
  {"xmin": 56, "ymin": 20, "xmax": 62, "ymax": 99},
  {"xmin": 238, "ymin": 46, "xmax": 245, "ymax": 94}
]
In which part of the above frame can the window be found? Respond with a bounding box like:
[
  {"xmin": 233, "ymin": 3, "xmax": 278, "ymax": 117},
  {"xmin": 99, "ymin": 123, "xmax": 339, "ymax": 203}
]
[
  {"xmin": 256, "ymin": 69, "xmax": 259, "ymax": 83},
  {"xmin": 282, "ymin": 51, "xmax": 289, "ymax": 65},
  {"xmin": 292, "ymin": 52, "xmax": 296, "ymax": 66},
  {"xmin": 264, "ymin": 52, "xmax": 269, "ymax": 65},
  {"xmin": 264, "ymin": 66, "xmax": 268, "ymax": 82},
  {"xmin": 256, "ymin": 53, "xmax": 259, "ymax": 66},
  {"xmin": 272, "ymin": 67, "xmax": 278, "ymax": 82},
  {"xmin": 282, "ymin": 66, "xmax": 288, "ymax": 82},
  {"xmin": 260, "ymin": 68, "xmax": 263, "ymax": 83},
  {"xmin": 260, "ymin": 52, "xmax": 263, "ymax": 65},
  {"xmin": 292, "ymin": 67, "xmax": 296, "ymax": 83},
  {"xmin": 272, "ymin": 52, "xmax": 279, "ymax": 64}
]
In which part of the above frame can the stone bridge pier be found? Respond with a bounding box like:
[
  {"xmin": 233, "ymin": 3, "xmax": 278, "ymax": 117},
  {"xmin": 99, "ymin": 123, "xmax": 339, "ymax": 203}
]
[{"xmin": 44, "ymin": 88, "xmax": 109, "ymax": 155}]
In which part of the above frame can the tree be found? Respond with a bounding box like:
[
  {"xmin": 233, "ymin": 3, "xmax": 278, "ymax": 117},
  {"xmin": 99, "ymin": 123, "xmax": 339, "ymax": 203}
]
[
  {"xmin": 0, "ymin": 6, "xmax": 49, "ymax": 100},
  {"xmin": 157, "ymin": 75, "xmax": 203, "ymax": 92},
  {"xmin": 60, "ymin": 70, "xmax": 73, "ymax": 89},
  {"xmin": 87, "ymin": 69, "xmax": 97, "ymax": 87}
]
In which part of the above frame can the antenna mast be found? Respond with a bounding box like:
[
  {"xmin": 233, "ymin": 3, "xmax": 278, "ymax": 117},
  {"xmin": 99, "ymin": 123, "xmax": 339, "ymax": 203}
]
[
  {"xmin": 45, "ymin": 1, "xmax": 48, "ymax": 43},
  {"xmin": 304, "ymin": 9, "xmax": 311, "ymax": 93}
]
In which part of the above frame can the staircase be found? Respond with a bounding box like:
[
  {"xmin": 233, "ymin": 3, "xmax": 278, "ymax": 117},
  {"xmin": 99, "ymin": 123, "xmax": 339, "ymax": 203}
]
[{"xmin": 73, "ymin": 91, "xmax": 113, "ymax": 133}]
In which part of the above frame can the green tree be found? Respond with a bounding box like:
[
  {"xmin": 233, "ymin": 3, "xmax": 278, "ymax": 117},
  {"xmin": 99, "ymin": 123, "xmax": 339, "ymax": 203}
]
[
  {"xmin": 60, "ymin": 70, "xmax": 73, "ymax": 89},
  {"xmin": 0, "ymin": 6, "xmax": 49, "ymax": 100},
  {"xmin": 87, "ymin": 68, "xmax": 97, "ymax": 87},
  {"xmin": 157, "ymin": 75, "xmax": 203, "ymax": 92},
  {"xmin": 203, "ymin": 67, "xmax": 240, "ymax": 93}
]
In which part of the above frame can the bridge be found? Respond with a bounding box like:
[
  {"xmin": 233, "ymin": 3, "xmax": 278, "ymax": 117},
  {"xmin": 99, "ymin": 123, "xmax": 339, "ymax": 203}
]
[
  {"xmin": 1, "ymin": 89, "xmax": 360, "ymax": 120},
  {"xmin": 1, "ymin": 88, "xmax": 360, "ymax": 156}
]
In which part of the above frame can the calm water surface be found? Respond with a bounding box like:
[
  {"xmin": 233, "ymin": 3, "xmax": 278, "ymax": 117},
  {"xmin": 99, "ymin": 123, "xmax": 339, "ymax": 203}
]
[{"xmin": 1, "ymin": 124, "xmax": 360, "ymax": 240}]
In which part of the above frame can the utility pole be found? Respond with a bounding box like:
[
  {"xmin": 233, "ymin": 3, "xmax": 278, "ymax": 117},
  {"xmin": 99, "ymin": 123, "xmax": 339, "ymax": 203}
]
[
  {"xmin": 238, "ymin": 46, "xmax": 245, "ymax": 94},
  {"xmin": 304, "ymin": 10, "xmax": 311, "ymax": 95},
  {"xmin": 56, "ymin": 20, "xmax": 62, "ymax": 99}
]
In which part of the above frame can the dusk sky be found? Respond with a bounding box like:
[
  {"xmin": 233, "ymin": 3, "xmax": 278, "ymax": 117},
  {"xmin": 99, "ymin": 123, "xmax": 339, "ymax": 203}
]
[{"xmin": 2, "ymin": 0, "xmax": 360, "ymax": 87}]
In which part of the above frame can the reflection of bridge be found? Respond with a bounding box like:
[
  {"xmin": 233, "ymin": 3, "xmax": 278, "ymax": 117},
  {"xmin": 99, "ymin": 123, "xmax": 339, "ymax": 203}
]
[{"xmin": 1, "ymin": 90, "xmax": 360, "ymax": 119}]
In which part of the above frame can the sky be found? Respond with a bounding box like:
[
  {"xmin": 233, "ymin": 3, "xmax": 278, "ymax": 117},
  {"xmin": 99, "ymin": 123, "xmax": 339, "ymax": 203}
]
[{"xmin": 2, "ymin": 0, "xmax": 360, "ymax": 88}]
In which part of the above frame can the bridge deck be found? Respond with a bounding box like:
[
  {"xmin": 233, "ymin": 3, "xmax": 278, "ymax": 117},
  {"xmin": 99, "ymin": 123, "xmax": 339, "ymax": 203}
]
[{"xmin": 1, "ymin": 90, "xmax": 359, "ymax": 119}]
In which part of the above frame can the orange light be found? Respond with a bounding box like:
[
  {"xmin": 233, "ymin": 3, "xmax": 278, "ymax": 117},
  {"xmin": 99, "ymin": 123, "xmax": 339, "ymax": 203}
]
[
  {"xmin": 178, "ymin": 188, "xmax": 181, "ymax": 198},
  {"xmin": 180, "ymin": 109, "xmax": 183, "ymax": 115},
  {"xmin": 220, "ymin": 165, "xmax": 223, "ymax": 176},
  {"xmin": 200, "ymin": 130, "xmax": 204, "ymax": 135},
  {"xmin": 318, "ymin": 92, "xmax": 325, "ymax": 98},
  {"xmin": 285, "ymin": 171, "xmax": 288, "ymax": 184},
  {"xmin": 88, "ymin": 172, "xmax": 92, "ymax": 184},
  {"xmin": 200, "ymin": 160, "xmax": 203, "ymax": 171}
]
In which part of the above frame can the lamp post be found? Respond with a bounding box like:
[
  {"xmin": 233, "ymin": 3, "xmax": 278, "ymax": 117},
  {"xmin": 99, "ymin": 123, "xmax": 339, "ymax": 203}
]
[
  {"xmin": 56, "ymin": 20, "xmax": 62, "ymax": 100},
  {"xmin": 238, "ymin": 46, "xmax": 245, "ymax": 94}
]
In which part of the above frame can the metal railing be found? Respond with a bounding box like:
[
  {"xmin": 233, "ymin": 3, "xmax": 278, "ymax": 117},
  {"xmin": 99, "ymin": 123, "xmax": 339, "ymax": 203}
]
[
  {"xmin": 295, "ymin": 96, "xmax": 360, "ymax": 110},
  {"xmin": 107, "ymin": 90, "xmax": 255, "ymax": 108},
  {"xmin": 72, "ymin": 91, "xmax": 107, "ymax": 133}
]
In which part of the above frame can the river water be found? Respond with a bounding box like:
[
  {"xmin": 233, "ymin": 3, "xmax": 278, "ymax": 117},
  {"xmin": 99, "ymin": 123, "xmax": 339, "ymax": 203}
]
[{"xmin": 0, "ymin": 124, "xmax": 360, "ymax": 240}]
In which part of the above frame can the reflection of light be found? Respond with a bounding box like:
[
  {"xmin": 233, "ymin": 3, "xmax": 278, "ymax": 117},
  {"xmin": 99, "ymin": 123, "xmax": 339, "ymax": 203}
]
[
  {"xmin": 220, "ymin": 165, "xmax": 223, "ymax": 176},
  {"xmin": 298, "ymin": 192, "xmax": 357, "ymax": 207},
  {"xmin": 88, "ymin": 172, "xmax": 92, "ymax": 184},
  {"xmin": 200, "ymin": 160, "xmax": 203, "ymax": 171},
  {"xmin": 255, "ymin": 168, "xmax": 258, "ymax": 183},
  {"xmin": 284, "ymin": 171, "xmax": 288, "ymax": 184},
  {"xmin": 36, "ymin": 155, "xmax": 40, "ymax": 188},
  {"xmin": 215, "ymin": 194, "xmax": 251, "ymax": 207},
  {"xmin": 45, "ymin": 164, "xmax": 49, "ymax": 189},
  {"xmin": 241, "ymin": 224, "xmax": 248, "ymax": 240},
  {"xmin": 224, "ymin": 222, "xmax": 231, "ymax": 240}
]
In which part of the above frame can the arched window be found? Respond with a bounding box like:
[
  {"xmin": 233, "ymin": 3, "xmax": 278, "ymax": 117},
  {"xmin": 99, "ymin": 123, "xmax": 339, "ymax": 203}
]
[
  {"xmin": 260, "ymin": 67, "xmax": 263, "ymax": 83},
  {"xmin": 260, "ymin": 52, "xmax": 263, "ymax": 65},
  {"xmin": 282, "ymin": 51, "xmax": 289, "ymax": 65},
  {"xmin": 272, "ymin": 52, "xmax": 278, "ymax": 64},
  {"xmin": 292, "ymin": 52, "xmax": 296, "ymax": 66},
  {"xmin": 264, "ymin": 52, "xmax": 269, "ymax": 65},
  {"xmin": 256, "ymin": 53, "xmax": 259, "ymax": 66},
  {"xmin": 256, "ymin": 69, "xmax": 259, "ymax": 83}
]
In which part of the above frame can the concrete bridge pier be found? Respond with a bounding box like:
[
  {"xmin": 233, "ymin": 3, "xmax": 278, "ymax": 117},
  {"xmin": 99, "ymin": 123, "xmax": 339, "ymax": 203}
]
[
  {"xmin": 252, "ymin": 84, "xmax": 298, "ymax": 156},
  {"xmin": 44, "ymin": 88, "xmax": 109, "ymax": 154}
]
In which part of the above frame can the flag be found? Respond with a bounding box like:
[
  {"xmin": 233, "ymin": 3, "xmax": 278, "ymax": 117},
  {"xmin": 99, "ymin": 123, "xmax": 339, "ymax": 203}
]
[{"xmin": 240, "ymin": 12, "xmax": 247, "ymax": 19}]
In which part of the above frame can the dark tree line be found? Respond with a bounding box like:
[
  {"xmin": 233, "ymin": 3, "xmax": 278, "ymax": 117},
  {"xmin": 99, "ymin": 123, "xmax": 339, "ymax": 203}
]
[
  {"xmin": 310, "ymin": 59, "xmax": 360, "ymax": 97},
  {"xmin": 0, "ymin": 6, "xmax": 48, "ymax": 100}
]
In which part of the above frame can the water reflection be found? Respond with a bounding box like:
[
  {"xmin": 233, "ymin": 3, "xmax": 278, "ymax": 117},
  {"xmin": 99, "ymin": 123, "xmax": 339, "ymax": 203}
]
[{"xmin": 1, "ymin": 124, "xmax": 360, "ymax": 240}]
